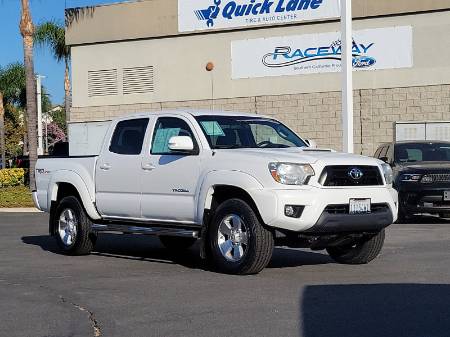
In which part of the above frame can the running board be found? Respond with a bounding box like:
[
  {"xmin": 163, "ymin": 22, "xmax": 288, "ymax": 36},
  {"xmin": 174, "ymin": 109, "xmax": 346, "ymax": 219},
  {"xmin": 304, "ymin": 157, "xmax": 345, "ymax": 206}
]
[{"xmin": 91, "ymin": 223, "xmax": 199, "ymax": 238}]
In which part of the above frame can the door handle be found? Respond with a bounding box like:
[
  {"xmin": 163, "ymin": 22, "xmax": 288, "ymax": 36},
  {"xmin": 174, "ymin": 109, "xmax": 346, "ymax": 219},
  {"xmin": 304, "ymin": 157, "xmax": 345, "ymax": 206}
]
[
  {"xmin": 142, "ymin": 163, "xmax": 156, "ymax": 171},
  {"xmin": 100, "ymin": 163, "xmax": 112, "ymax": 171}
]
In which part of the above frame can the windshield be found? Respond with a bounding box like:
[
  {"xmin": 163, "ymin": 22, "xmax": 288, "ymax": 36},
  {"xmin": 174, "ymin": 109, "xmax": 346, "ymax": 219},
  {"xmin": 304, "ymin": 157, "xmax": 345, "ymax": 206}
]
[
  {"xmin": 395, "ymin": 143, "xmax": 450, "ymax": 163},
  {"xmin": 195, "ymin": 116, "xmax": 307, "ymax": 149}
]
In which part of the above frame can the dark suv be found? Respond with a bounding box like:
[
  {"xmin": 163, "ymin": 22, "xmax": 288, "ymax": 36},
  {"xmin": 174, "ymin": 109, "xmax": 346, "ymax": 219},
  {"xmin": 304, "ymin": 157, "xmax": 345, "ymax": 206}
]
[{"xmin": 374, "ymin": 141, "xmax": 450, "ymax": 221}]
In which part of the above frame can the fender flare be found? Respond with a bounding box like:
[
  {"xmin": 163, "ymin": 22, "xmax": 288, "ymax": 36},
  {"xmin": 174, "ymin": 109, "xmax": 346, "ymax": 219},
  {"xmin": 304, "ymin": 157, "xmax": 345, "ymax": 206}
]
[
  {"xmin": 48, "ymin": 170, "xmax": 102, "ymax": 221},
  {"xmin": 196, "ymin": 170, "xmax": 275, "ymax": 225}
]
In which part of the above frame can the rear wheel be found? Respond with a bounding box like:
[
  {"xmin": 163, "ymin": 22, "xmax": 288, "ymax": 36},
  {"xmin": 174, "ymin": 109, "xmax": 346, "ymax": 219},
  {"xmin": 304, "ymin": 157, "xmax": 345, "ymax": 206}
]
[
  {"xmin": 159, "ymin": 236, "xmax": 197, "ymax": 251},
  {"xmin": 208, "ymin": 199, "xmax": 274, "ymax": 275},
  {"xmin": 326, "ymin": 230, "xmax": 385, "ymax": 265},
  {"xmin": 54, "ymin": 196, "xmax": 96, "ymax": 255}
]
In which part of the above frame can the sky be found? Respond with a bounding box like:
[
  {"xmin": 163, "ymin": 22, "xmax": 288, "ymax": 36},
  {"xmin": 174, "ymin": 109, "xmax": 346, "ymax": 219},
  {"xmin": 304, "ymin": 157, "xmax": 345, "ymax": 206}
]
[{"xmin": 0, "ymin": 0, "xmax": 123, "ymax": 105}]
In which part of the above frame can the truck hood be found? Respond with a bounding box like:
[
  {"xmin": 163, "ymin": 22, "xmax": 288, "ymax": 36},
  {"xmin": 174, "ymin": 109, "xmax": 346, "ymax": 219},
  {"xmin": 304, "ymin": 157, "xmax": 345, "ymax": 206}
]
[
  {"xmin": 215, "ymin": 147, "xmax": 381, "ymax": 166},
  {"xmin": 396, "ymin": 161, "xmax": 450, "ymax": 174}
]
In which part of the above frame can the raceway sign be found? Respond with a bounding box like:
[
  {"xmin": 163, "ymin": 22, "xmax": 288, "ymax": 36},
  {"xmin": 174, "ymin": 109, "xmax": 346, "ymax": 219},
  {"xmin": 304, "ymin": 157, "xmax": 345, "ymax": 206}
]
[
  {"xmin": 232, "ymin": 26, "xmax": 413, "ymax": 79},
  {"xmin": 178, "ymin": 0, "xmax": 340, "ymax": 32}
]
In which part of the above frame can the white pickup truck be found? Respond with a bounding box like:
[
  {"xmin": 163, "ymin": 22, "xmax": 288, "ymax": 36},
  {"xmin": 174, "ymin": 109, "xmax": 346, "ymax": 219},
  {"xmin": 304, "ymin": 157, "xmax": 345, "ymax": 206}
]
[{"xmin": 34, "ymin": 110, "xmax": 398, "ymax": 274}]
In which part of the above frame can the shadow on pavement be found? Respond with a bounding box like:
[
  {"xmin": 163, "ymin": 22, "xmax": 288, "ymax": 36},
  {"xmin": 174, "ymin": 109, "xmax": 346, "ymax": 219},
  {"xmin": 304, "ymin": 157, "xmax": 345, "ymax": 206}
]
[
  {"xmin": 22, "ymin": 233, "xmax": 332, "ymax": 270},
  {"xmin": 301, "ymin": 284, "xmax": 450, "ymax": 337},
  {"xmin": 404, "ymin": 214, "xmax": 450, "ymax": 224}
]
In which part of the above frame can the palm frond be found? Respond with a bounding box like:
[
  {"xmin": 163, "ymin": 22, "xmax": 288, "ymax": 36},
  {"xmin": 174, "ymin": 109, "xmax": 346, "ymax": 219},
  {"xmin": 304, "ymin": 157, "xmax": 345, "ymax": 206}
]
[
  {"xmin": 34, "ymin": 21, "xmax": 69, "ymax": 62},
  {"xmin": 65, "ymin": 7, "xmax": 95, "ymax": 28},
  {"xmin": 0, "ymin": 63, "xmax": 27, "ymax": 108}
]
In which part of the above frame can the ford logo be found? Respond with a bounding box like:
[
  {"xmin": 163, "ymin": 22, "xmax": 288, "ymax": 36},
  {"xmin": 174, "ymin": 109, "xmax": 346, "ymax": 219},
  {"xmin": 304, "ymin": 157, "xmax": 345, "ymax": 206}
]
[
  {"xmin": 353, "ymin": 56, "xmax": 376, "ymax": 69},
  {"xmin": 348, "ymin": 168, "xmax": 364, "ymax": 180}
]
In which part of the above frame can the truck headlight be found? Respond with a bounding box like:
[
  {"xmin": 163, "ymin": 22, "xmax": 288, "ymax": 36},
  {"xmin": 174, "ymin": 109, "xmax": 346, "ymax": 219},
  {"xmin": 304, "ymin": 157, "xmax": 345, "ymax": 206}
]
[
  {"xmin": 269, "ymin": 163, "xmax": 315, "ymax": 185},
  {"xmin": 400, "ymin": 174, "xmax": 422, "ymax": 182},
  {"xmin": 381, "ymin": 163, "xmax": 394, "ymax": 185}
]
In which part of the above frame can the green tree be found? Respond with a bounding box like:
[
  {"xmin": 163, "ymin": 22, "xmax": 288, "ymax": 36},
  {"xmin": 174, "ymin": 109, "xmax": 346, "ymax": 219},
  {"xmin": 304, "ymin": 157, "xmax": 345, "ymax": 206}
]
[
  {"xmin": 34, "ymin": 21, "xmax": 71, "ymax": 121},
  {"xmin": 20, "ymin": 0, "xmax": 38, "ymax": 189},
  {"xmin": 0, "ymin": 63, "xmax": 27, "ymax": 168}
]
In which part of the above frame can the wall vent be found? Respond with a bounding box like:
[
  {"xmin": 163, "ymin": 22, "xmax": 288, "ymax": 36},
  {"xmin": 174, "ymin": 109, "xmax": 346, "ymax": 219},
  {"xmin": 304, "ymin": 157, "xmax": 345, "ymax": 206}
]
[
  {"xmin": 88, "ymin": 69, "xmax": 118, "ymax": 97},
  {"xmin": 123, "ymin": 66, "xmax": 155, "ymax": 95}
]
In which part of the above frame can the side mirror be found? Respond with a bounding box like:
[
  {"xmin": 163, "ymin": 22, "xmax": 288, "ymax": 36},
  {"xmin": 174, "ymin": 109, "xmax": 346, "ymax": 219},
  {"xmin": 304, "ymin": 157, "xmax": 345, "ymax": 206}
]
[
  {"xmin": 379, "ymin": 156, "xmax": 389, "ymax": 164},
  {"xmin": 305, "ymin": 139, "xmax": 318, "ymax": 149},
  {"xmin": 168, "ymin": 136, "xmax": 194, "ymax": 152}
]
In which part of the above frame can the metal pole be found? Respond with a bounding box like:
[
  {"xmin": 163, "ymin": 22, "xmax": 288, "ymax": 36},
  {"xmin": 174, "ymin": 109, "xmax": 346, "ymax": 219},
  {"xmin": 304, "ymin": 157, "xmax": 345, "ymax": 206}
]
[
  {"xmin": 45, "ymin": 111, "xmax": 48, "ymax": 154},
  {"xmin": 341, "ymin": 0, "xmax": 354, "ymax": 153},
  {"xmin": 36, "ymin": 75, "xmax": 43, "ymax": 155}
]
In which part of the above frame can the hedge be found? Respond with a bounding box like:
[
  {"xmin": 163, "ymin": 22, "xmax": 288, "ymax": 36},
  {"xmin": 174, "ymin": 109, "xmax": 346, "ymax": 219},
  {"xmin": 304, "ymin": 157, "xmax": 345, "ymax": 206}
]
[{"xmin": 0, "ymin": 168, "xmax": 26, "ymax": 188}]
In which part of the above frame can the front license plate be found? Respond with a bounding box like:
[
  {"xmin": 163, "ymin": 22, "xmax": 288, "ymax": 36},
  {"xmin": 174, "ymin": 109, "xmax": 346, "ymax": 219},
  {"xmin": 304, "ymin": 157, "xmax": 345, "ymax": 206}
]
[
  {"xmin": 444, "ymin": 191, "xmax": 450, "ymax": 201},
  {"xmin": 349, "ymin": 199, "xmax": 371, "ymax": 215}
]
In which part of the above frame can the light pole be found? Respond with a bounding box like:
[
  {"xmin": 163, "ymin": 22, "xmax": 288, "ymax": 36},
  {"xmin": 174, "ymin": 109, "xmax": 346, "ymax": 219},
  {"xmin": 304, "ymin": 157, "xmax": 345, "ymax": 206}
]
[
  {"xmin": 341, "ymin": 0, "xmax": 353, "ymax": 153},
  {"xmin": 36, "ymin": 75, "xmax": 46, "ymax": 155}
]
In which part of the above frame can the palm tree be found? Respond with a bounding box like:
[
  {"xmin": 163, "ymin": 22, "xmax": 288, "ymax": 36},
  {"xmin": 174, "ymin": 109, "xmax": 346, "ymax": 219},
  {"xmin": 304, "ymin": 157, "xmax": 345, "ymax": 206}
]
[
  {"xmin": 34, "ymin": 21, "xmax": 71, "ymax": 121},
  {"xmin": 20, "ymin": 0, "xmax": 38, "ymax": 189}
]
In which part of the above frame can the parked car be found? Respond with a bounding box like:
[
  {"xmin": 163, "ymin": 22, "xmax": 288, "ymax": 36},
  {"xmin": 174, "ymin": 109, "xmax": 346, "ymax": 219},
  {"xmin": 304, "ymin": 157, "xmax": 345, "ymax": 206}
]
[
  {"xmin": 34, "ymin": 110, "xmax": 398, "ymax": 274},
  {"xmin": 374, "ymin": 141, "xmax": 450, "ymax": 221}
]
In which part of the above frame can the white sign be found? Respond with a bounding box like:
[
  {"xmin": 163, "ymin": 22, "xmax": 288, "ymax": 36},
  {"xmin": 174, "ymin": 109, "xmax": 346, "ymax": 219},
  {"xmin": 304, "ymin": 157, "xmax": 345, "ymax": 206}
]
[
  {"xmin": 178, "ymin": 0, "xmax": 340, "ymax": 32},
  {"xmin": 232, "ymin": 26, "xmax": 413, "ymax": 79}
]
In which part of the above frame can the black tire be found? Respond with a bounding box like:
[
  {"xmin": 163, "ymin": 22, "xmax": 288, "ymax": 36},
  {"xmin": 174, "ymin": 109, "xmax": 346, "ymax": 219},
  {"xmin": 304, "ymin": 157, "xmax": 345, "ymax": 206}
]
[
  {"xmin": 208, "ymin": 199, "xmax": 274, "ymax": 275},
  {"xmin": 326, "ymin": 230, "xmax": 385, "ymax": 265},
  {"xmin": 53, "ymin": 196, "xmax": 96, "ymax": 255},
  {"xmin": 159, "ymin": 236, "xmax": 197, "ymax": 251},
  {"xmin": 396, "ymin": 205, "xmax": 408, "ymax": 224}
]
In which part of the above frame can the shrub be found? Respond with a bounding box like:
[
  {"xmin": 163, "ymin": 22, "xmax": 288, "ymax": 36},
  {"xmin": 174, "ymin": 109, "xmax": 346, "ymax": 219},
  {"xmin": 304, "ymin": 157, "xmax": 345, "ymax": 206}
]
[{"xmin": 0, "ymin": 168, "xmax": 25, "ymax": 188}]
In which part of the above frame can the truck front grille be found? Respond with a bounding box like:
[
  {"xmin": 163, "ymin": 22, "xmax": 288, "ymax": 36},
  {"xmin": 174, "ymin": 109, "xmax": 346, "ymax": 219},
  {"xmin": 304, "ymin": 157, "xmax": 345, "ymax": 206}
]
[
  {"xmin": 325, "ymin": 203, "xmax": 389, "ymax": 214},
  {"xmin": 320, "ymin": 165, "xmax": 383, "ymax": 187},
  {"xmin": 423, "ymin": 173, "xmax": 450, "ymax": 183}
]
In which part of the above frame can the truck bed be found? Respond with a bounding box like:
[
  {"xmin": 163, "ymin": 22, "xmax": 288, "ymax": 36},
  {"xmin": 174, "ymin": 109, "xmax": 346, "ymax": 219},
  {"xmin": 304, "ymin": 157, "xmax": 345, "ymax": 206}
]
[{"xmin": 35, "ymin": 156, "xmax": 99, "ymax": 212}]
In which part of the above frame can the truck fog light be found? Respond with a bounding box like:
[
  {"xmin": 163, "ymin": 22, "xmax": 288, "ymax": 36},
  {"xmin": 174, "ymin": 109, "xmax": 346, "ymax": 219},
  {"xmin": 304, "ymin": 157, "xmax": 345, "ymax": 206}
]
[{"xmin": 285, "ymin": 205, "xmax": 304, "ymax": 218}]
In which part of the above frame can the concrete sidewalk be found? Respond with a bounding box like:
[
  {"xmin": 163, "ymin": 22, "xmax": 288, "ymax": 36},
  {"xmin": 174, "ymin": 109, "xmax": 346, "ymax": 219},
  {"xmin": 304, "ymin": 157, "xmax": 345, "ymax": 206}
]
[{"xmin": 0, "ymin": 208, "xmax": 42, "ymax": 213}]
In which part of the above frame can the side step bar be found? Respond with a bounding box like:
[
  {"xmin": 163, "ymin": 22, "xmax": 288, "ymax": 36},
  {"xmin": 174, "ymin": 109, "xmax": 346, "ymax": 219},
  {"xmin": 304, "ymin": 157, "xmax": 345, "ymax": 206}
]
[{"xmin": 91, "ymin": 223, "xmax": 199, "ymax": 238}]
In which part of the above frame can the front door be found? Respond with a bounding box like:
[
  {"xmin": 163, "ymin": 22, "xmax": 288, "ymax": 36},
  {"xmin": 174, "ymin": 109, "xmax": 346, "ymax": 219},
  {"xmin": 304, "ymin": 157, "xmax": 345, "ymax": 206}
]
[
  {"xmin": 95, "ymin": 117, "xmax": 150, "ymax": 219},
  {"xmin": 140, "ymin": 116, "xmax": 202, "ymax": 223}
]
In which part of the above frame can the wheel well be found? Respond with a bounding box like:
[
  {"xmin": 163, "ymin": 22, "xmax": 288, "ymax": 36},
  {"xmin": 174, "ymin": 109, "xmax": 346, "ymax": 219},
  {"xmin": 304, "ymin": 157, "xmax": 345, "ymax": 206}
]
[
  {"xmin": 209, "ymin": 185, "xmax": 263, "ymax": 222},
  {"xmin": 56, "ymin": 182, "xmax": 81, "ymax": 202}
]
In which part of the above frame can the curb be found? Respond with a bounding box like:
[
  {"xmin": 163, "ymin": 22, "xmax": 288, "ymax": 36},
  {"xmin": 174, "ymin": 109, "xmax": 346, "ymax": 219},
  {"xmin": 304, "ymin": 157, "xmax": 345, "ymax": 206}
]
[{"xmin": 0, "ymin": 208, "xmax": 43, "ymax": 213}]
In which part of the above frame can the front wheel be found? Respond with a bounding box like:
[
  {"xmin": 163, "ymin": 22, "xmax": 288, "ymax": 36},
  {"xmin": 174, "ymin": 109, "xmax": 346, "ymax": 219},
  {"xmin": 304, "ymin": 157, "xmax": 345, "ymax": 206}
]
[
  {"xmin": 54, "ymin": 196, "xmax": 96, "ymax": 255},
  {"xmin": 208, "ymin": 199, "xmax": 274, "ymax": 275},
  {"xmin": 326, "ymin": 230, "xmax": 385, "ymax": 265}
]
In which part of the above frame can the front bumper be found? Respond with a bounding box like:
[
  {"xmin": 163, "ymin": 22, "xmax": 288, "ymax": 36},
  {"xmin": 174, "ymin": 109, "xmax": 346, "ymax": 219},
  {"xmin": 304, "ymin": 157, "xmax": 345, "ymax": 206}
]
[
  {"xmin": 399, "ymin": 187, "xmax": 450, "ymax": 214},
  {"xmin": 251, "ymin": 186, "xmax": 398, "ymax": 232}
]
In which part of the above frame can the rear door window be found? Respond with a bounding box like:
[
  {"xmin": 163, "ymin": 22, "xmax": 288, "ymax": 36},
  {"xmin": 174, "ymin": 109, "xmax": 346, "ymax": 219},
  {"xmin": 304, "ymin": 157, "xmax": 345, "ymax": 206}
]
[{"xmin": 109, "ymin": 118, "xmax": 149, "ymax": 155}]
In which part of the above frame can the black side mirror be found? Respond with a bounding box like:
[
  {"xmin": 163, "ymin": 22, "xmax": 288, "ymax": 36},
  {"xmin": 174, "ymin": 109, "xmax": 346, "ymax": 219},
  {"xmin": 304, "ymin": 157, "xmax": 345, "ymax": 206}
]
[{"xmin": 379, "ymin": 156, "xmax": 389, "ymax": 164}]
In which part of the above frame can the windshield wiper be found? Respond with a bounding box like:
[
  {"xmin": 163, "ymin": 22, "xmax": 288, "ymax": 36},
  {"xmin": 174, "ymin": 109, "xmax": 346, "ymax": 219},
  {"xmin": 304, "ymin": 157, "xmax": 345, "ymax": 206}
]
[{"xmin": 214, "ymin": 145, "xmax": 246, "ymax": 149}]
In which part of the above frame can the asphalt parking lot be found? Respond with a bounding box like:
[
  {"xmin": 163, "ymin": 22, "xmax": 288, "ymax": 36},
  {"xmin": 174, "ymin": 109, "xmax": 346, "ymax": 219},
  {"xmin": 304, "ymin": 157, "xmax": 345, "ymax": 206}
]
[{"xmin": 0, "ymin": 213, "xmax": 449, "ymax": 337}]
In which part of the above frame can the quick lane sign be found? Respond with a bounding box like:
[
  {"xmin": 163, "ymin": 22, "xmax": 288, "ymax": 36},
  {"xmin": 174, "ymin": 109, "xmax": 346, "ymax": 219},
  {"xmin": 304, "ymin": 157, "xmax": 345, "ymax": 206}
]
[
  {"xmin": 232, "ymin": 26, "xmax": 413, "ymax": 79},
  {"xmin": 178, "ymin": 0, "xmax": 340, "ymax": 32}
]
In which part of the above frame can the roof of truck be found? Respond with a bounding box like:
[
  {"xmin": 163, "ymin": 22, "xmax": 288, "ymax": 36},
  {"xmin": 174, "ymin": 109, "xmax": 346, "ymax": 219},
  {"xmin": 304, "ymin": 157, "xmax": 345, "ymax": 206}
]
[{"xmin": 119, "ymin": 109, "xmax": 266, "ymax": 120}]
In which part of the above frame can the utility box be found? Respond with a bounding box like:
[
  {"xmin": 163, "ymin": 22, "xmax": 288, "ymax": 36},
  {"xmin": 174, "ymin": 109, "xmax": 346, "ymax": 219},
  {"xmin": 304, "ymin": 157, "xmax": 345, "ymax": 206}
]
[
  {"xmin": 395, "ymin": 122, "xmax": 450, "ymax": 142},
  {"xmin": 68, "ymin": 121, "xmax": 111, "ymax": 156}
]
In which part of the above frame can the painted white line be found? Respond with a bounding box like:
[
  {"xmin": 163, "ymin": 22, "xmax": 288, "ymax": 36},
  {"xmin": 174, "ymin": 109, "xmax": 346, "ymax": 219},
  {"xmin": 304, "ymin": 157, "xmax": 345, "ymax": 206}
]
[{"xmin": 0, "ymin": 208, "xmax": 43, "ymax": 213}]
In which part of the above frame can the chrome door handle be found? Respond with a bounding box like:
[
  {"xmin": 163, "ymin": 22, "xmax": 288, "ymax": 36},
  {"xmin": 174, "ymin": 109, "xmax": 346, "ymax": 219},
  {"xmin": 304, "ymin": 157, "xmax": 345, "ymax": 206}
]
[
  {"xmin": 100, "ymin": 163, "xmax": 112, "ymax": 171},
  {"xmin": 142, "ymin": 163, "xmax": 156, "ymax": 171}
]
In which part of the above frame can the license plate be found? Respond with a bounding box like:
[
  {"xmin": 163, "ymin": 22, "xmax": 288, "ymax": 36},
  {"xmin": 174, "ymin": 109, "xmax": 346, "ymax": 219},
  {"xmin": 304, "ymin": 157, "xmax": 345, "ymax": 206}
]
[
  {"xmin": 444, "ymin": 191, "xmax": 450, "ymax": 201},
  {"xmin": 349, "ymin": 199, "xmax": 371, "ymax": 214}
]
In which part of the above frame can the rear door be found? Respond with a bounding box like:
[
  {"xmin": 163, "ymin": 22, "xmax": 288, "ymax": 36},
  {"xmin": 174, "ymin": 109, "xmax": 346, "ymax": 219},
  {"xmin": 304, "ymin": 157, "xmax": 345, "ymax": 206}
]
[{"xmin": 95, "ymin": 117, "xmax": 151, "ymax": 219}]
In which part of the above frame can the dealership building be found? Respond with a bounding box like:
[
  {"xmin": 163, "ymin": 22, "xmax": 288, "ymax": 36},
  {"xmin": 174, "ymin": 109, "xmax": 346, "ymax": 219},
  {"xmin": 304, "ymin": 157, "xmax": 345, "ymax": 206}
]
[{"xmin": 66, "ymin": 0, "xmax": 450, "ymax": 155}]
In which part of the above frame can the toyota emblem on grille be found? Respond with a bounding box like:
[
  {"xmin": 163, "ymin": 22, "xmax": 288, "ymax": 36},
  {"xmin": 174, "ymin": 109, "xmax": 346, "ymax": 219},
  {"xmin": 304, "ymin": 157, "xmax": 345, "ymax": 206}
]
[{"xmin": 348, "ymin": 168, "xmax": 364, "ymax": 180}]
